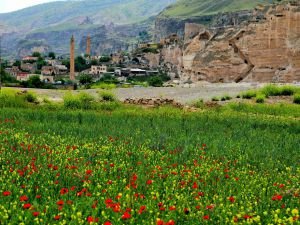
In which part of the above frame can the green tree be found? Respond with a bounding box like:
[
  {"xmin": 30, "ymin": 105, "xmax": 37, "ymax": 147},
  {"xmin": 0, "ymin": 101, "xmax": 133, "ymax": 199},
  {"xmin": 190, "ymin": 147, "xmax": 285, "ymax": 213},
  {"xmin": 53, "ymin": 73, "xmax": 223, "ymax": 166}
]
[
  {"xmin": 37, "ymin": 59, "xmax": 47, "ymax": 70},
  {"xmin": 148, "ymin": 76, "xmax": 163, "ymax": 87},
  {"xmin": 79, "ymin": 73, "xmax": 93, "ymax": 85},
  {"xmin": 62, "ymin": 59, "xmax": 70, "ymax": 69},
  {"xmin": 75, "ymin": 56, "xmax": 89, "ymax": 72},
  {"xmin": 48, "ymin": 52, "xmax": 56, "ymax": 59},
  {"xmin": 13, "ymin": 60, "xmax": 21, "ymax": 68},
  {"xmin": 32, "ymin": 52, "xmax": 41, "ymax": 58},
  {"xmin": 27, "ymin": 75, "xmax": 43, "ymax": 88},
  {"xmin": 99, "ymin": 56, "xmax": 111, "ymax": 63}
]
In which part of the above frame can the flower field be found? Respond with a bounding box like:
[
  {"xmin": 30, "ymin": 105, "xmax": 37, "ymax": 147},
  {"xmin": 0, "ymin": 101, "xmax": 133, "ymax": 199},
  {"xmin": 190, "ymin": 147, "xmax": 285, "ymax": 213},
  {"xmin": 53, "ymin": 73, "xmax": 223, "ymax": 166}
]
[{"xmin": 0, "ymin": 107, "xmax": 299, "ymax": 224}]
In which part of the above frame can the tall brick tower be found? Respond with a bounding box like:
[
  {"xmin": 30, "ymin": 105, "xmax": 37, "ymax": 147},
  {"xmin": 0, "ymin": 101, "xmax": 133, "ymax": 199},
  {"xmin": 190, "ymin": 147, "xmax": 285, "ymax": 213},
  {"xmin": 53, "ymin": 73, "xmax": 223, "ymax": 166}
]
[
  {"xmin": 86, "ymin": 35, "xmax": 91, "ymax": 56},
  {"xmin": 70, "ymin": 35, "xmax": 75, "ymax": 80}
]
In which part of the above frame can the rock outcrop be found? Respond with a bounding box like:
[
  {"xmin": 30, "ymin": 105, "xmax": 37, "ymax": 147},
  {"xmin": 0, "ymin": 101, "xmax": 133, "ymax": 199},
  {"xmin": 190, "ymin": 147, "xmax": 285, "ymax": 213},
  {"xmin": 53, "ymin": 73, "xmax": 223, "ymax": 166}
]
[{"xmin": 157, "ymin": 2, "xmax": 300, "ymax": 83}]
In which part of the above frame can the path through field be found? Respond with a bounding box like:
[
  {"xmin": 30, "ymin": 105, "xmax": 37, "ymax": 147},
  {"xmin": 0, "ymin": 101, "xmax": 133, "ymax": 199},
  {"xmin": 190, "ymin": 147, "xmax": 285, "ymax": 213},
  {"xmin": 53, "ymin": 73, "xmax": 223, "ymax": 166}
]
[{"xmin": 5, "ymin": 83, "xmax": 260, "ymax": 103}]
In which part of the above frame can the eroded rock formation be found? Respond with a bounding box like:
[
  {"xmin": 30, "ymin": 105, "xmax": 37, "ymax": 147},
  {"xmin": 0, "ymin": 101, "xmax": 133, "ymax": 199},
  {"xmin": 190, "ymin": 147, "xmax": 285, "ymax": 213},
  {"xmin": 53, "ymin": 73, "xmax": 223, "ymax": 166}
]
[{"xmin": 181, "ymin": 3, "xmax": 300, "ymax": 83}]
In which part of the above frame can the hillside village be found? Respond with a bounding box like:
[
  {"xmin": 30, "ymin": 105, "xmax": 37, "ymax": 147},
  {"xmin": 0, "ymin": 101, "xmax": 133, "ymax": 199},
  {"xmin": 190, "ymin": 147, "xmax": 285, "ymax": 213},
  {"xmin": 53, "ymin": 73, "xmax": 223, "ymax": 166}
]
[
  {"xmin": 1, "ymin": 33, "xmax": 180, "ymax": 89},
  {"xmin": 1, "ymin": 1, "xmax": 300, "ymax": 89}
]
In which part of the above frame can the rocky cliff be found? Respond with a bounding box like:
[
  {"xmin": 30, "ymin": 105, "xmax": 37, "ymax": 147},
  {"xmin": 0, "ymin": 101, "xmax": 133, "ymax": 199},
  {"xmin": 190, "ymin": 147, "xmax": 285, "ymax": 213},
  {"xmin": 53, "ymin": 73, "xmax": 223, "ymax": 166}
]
[{"xmin": 155, "ymin": 2, "xmax": 300, "ymax": 83}]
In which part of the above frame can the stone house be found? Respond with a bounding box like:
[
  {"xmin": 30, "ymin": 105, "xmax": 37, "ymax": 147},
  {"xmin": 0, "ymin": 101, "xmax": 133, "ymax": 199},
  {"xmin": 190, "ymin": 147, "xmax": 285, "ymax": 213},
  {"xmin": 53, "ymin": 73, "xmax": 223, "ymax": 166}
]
[
  {"xmin": 22, "ymin": 56, "xmax": 38, "ymax": 62},
  {"xmin": 21, "ymin": 62, "xmax": 37, "ymax": 73},
  {"xmin": 16, "ymin": 72, "xmax": 32, "ymax": 81},
  {"xmin": 5, "ymin": 66, "xmax": 20, "ymax": 77},
  {"xmin": 90, "ymin": 65, "xmax": 107, "ymax": 75},
  {"xmin": 40, "ymin": 75, "xmax": 54, "ymax": 83},
  {"xmin": 41, "ymin": 66, "xmax": 57, "ymax": 76}
]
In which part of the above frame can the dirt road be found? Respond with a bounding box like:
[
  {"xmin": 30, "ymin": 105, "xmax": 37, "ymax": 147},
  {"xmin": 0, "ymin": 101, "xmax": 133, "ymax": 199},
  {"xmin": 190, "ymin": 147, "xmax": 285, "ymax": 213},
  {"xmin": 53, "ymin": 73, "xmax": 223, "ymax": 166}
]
[{"xmin": 4, "ymin": 83, "xmax": 260, "ymax": 104}]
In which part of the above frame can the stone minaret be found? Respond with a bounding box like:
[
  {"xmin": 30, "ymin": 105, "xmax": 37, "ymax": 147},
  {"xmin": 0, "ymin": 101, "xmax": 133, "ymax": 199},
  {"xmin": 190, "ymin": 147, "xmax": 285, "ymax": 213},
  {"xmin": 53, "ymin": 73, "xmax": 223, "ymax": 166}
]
[
  {"xmin": 70, "ymin": 35, "xmax": 75, "ymax": 80},
  {"xmin": 86, "ymin": 35, "xmax": 91, "ymax": 56}
]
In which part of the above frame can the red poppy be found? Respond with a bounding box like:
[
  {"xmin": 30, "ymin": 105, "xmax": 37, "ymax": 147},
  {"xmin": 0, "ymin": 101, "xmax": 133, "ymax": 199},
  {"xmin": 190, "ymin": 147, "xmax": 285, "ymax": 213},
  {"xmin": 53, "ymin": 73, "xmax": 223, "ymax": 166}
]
[
  {"xmin": 36, "ymin": 195, "xmax": 41, "ymax": 199},
  {"xmin": 243, "ymin": 215, "xmax": 252, "ymax": 220},
  {"xmin": 206, "ymin": 204, "xmax": 215, "ymax": 210},
  {"xmin": 166, "ymin": 220, "xmax": 175, "ymax": 225},
  {"xmin": 23, "ymin": 203, "xmax": 31, "ymax": 209},
  {"xmin": 87, "ymin": 216, "xmax": 99, "ymax": 223},
  {"xmin": 32, "ymin": 212, "xmax": 40, "ymax": 217},
  {"xmin": 228, "ymin": 196, "xmax": 235, "ymax": 203},
  {"xmin": 192, "ymin": 182, "xmax": 198, "ymax": 189},
  {"xmin": 54, "ymin": 215, "xmax": 60, "ymax": 220},
  {"xmin": 20, "ymin": 195, "xmax": 29, "ymax": 202},
  {"xmin": 86, "ymin": 170, "xmax": 92, "ymax": 175},
  {"xmin": 146, "ymin": 179, "xmax": 153, "ymax": 185},
  {"xmin": 272, "ymin": 194, "xmax": 283, "ymax": 201},
  {"xmin": 60, "ymin": 188, "xmax": 68, "ymax": 195},
  {"xmin": 56, "ymin": 200, "xmax": 64, "ymax": 206},
  {"xmin": 138, "ymin": 205, "xmax": 146, "ymax": 214},
  {"xmin": 2, "ymin": 191, "xmax": 11, "ymax": 196},
  {"xmin": 169, "ymin": 206, "xmax": 176, "ymax": 211},
  {"xmin": 121, "ymin": 212, "xmax": 131, "ymax": 220},
  {"xmin": 184, "ymin": 208, "xmax": 190, "ymax": 215},
  {"xmin": 203, "ymin": 215, "xmax": 210, "ymax": 220},
  {"xmin": 104, "ymin": 221, "xmax": 112, "ymax": 225},
  {"xmin": 157, "ymin": 219, "xmax": 164, "ymax": 225}
]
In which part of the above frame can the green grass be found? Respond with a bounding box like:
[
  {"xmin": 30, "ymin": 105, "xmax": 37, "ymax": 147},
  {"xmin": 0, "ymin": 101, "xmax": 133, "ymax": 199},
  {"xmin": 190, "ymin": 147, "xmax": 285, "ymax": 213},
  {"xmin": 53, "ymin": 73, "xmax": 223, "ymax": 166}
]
[
  {"xmin": 0, "ymin": 100, "xmax": 299, "ymax": 224},
  {"xmin": 227, "ymin": 102, "xmax": 300, "ymax": 118},
  {"xmin": 161, "ymin": 0, "xmax": 276, "ymax": 18}
]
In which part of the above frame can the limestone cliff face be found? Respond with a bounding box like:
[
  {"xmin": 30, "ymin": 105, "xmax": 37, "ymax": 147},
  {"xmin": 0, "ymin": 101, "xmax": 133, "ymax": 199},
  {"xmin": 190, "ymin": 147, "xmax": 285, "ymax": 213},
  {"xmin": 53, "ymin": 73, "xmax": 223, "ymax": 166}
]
[{"xmin": 181, "ymin": 3, "xmax": 300, "ymax": 83}]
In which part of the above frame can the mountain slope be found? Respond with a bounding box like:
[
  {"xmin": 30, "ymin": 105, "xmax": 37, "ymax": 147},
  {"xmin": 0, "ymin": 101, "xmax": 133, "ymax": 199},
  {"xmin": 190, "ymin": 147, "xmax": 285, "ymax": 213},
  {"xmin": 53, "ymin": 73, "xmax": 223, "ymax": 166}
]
[
  {"xmin": 161, "ymin": 0, "xmax": 276, "ymax": 18},
  {"xmin": 0, "ymin": 0, "xmax": 176, "ymax": 58},
  {"xmin": 0, "ymin": 0, "xmax": 176, "ymax": 31}
]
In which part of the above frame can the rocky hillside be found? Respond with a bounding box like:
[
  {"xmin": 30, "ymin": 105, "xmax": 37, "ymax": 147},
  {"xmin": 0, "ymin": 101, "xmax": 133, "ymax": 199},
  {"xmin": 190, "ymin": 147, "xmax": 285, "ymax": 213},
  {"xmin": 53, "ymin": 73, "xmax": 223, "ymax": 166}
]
[
  {"xmin": 151, "ymin": 1, "xmax": 300, "ymax": 83},
  {"xmin": 155, "ymin": 0, "xmax": 277, "ymax": 39},
  {"xmin": 0, "ymin": 0, "xmax": 176, "ymax": 58}
]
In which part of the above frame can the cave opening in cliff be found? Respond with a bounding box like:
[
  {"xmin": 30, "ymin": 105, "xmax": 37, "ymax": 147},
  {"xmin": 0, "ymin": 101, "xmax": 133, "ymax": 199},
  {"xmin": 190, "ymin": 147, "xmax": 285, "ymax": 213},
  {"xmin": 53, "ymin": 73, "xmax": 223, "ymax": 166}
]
[
  {"xmin": 199, "ymin": 32, "xmax": 210, "ymax": 41},
  {"xmin": 244, "ymin": 60, "xmax": 248, "ymax": 64}
]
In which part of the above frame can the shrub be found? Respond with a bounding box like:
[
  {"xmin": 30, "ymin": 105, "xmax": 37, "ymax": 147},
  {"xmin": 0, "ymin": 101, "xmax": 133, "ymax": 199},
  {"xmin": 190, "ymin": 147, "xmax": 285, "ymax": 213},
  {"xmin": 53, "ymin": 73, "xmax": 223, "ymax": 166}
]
[
  {"xmin": 261, "ymin": 85, "xmax": 280, "ymax": 97},
  {"xmin": 0, "ymin": 89, "xmax": 27, "ymax": 108},
  {"xmin": 79, "ymin": 74, "xmax": 93, "ymax": 85},
  {"xmin": 293, "ymin": 94, "xmax": 300, "ymax": 104},
  {"xmin": 280, "ymin": 85, "xmax": 297, "ymax": 96},
  {"xmin": 78, "ymin": 92, "xmax": 95, "ymax": 109},
  {"xmin": 191, "ymin": 99, "xmax": 204, "ymax": 108},
  {"xmin": 256, "ymin": 94, "xmax": 266, "ymax": 103},
  {"xmin": 22, "ymin": 91, "xmax": 38, "ymax": 103},
  {"xmin": 99, "ymin": 91, "xmax": 117, "ymax": 102},
  {"xmin": 63, "ymin": 93, "xmax": 81, "ymax": 109},
  {"xmin": 221, "ymin": 95, "xmax": 232, "ymax": 101},
  {"xmin": 241, "ymin": 90, "xmax": 257, "ymax": 99},
  {"xmin": 212, "ymin": 96, "xmax": 219, "ymax": 101},
  {"xmin": 148, "ymin": 76, "xmax": 163, "ymax": 87}
]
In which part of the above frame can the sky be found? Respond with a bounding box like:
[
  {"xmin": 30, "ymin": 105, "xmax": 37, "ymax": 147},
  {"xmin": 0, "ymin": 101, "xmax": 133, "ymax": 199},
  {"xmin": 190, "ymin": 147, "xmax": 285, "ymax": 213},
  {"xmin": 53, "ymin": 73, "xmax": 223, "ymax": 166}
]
[{"xmin": 0, "ymin": 0, "xmax": 63, "ymax": 13}]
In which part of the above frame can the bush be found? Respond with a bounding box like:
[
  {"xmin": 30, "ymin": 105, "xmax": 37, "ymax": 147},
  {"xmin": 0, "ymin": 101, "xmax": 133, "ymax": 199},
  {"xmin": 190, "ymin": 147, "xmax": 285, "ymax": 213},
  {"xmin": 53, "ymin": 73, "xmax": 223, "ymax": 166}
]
[
  {"xmin": 63, "ymin": 93, "xmax": 81, "ymax": 109},
  {"xmin": 99, "ymin": 91, "xmax": 117, "ymax": 102},
  {"xmin": 221, "ymin": 95, "xmax": 232, "ymax": 101},
  {"xmin": 23, "ymin": 92, "xmax": 38, "ymax": 103},
  {"xmin": 256, "ymin": 94, "xmax": 266, "ymax": 103},
  {"xmin": 261, "ymin": 85, "xmax": 280, "ymax": 97},
  {"xmin": 148, "ymin": 76, "xmax": 163, "ymax": 87},
  {"xmin": 293, "ymin": 94, "xmax": 300, "ymax": 104},
  {"xmin": 78, "ymin": 92, "xmax": 95, "ymax": 109},
  {"xmin": 79, "ymin": 74, "xmax": 93, "ymax": 85},
  {"xmin": 0, "ymin": 89, "xmax": 27, "ymax": 108},
  {"xmin": 191, "ymin": 99, "xmax": 204, "ymax": 108},
  {"xmin": 280, "ymin": 85, "xmax": 297, "ymax": 96},
  {"xmin": 212, "ymin": 96, "xmax": 219, "ymax": 101},
  {"xmin": 241, "ymin": 90, "xmax": 257, "ymax": 99}
]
